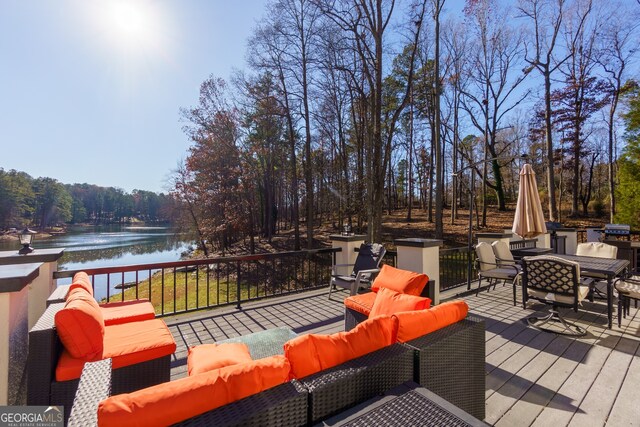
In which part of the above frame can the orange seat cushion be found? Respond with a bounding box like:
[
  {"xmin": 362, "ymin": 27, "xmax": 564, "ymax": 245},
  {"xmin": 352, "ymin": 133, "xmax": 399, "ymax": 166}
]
[
  {"xmin": 97, "ymin": 355, "xmax": 290, "ymax": 427},
  {"xmin": 284, "ymin": 315, "xmax": 398, "ymax": 379},
  {"xmin": 99, "ymin": 300, "xmax": 156, "ymax": 326},
  {"xmin": 187, "ymin": 343, "xmax": 253, "ymax": 376},
  {"xmin": 55, "ymin": 289, "xmax": 105, "ymax": 360},
  {"xmin": 344, "ymin": 292, "xmax": 377, "ymax": 317},
  {"xmin": 369, "ymin": 287, "xmax": 431, "ymax": 318},
  {"xmin": 69, "ymin": 271, "xmax": 94, "ymax": 296},
  {"xmin": 393, "ymin": 300, "xmax": 469, "ymax": 343},
  {"xmin": 56, "ymin": 318, "xmax": 176, "ymax": 381},
  {"xmin": 371, "ymin": 265, "xmax": 429, "ymax": 296}
]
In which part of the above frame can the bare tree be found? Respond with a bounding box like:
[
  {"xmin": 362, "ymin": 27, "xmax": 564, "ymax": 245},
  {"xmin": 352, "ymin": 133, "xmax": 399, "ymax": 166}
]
[
  {"xmin": 518, "ymin": 0, "xmax": 591, "ymax": 221},
  {"xmin": 317, "ymin": 0, "xmax": 426, "ymax": 242},
  {"xmin": 441, "ymin": 19, "xmax": 470, "ymax": 224},
  {"xmin": 596, "ymin": 2, "xmax": 638, "ymax": 221},
  {"xmin": 461, "ymin": 0, "xmax": 530, "ymax": 226}
]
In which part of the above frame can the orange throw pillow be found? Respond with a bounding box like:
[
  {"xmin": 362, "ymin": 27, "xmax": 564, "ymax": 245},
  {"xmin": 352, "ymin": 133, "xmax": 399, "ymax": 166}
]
[
  {"xmin": 187, "ymin": 343, "xmax": 253, "ymax": 376},
  {"xmin": 369, "ymin": 287, "xmax": 431, "ymax": 318},
  {"xmin": 393, "ymin": 300, "xmax": 469, "ymax": 343},
  {"xmin": 69, "ymin": 271, "xmax": 94, "ymax": 297},
  {"xmin": 97, "ymin": 355, "xmax": 290, "ymax": 427},
  {"xmin": 284, "ymin": 315, "xmax": 398, "ymax": 379},
  {"xmin": 55, "ymin": 289, "xmax": 105, "ymax": 359},
  {"xmin": 371, "ymin": 265, "xmax": 429, "ymax": 296}
]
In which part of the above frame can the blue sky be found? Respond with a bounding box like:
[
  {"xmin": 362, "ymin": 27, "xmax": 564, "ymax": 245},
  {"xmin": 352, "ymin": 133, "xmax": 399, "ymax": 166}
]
[{"xmin": 0, "ymin": 0, "xmax": 267, "ymax": 193}]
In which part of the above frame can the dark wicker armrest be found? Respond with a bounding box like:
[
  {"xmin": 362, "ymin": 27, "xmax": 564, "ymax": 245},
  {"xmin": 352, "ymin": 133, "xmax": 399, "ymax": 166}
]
[
  {"xmin": 27, "ymin": 302, "xmax": 65, "ymax": 405},
  {"xmin": 68, "ymin": 359, "xmax": 308, "ymax": 427},
  {"xmin": 67, "ymin": 359, "xmax": 112, "ymax": 427},
  {"xmin": 299, "ymin": 343, "xmax": 414, "ymax": 424},
  {"xmin": 47, "ymin": 284, "xmax": 70, "ymax": 306},
  {"xmin": 177, "ymin": 381, "xmax": 308, "ymax": 427},
  {"xmin": 403, "ymin": 316, "xmax": 486, "ymax": 420}
]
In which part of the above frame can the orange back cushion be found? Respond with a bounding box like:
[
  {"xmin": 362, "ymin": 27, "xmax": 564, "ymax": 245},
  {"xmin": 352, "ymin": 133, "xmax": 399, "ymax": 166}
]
[
  {"xmin": 55, "ymin": 288, "xmax": 105, "ymax": 359},
  {"xmin": 393, "ymin": 300, "xmax": 469, "ymax": 343},
  {"xmin": 69, "ymin": 271, "xmax": 94, "ymax": 297},
  {"xmin": 187, "ymin": 343, "xmax": 253, "ymax": 376},
  {"xmin": 371, "ymin": 265, "xmax": 429, "ymax": 296},
  {"xmin": 284, "ymin": 315, "xmax": 398, "ymax": 379},
  {"xmin": 97, "ymin": 355, "xmax": 290, "ymax": 427},
  {"xmin": 369, "ymin": 287, "xmax": 431, "ymax": 318}
]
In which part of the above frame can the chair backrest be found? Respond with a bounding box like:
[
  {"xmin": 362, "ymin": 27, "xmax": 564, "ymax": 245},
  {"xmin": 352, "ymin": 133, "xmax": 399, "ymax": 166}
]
[
  {"xmin": 475, "ymin": 242, "xmax": 497, "ymax": 272},
  {"xmin": 603, "ymin": 240, "xmax": 637, "ymax": 272},
  {"xmin": 491, "ymin": 241, "xmax": 515, "ymax": 265},
  {"xmin": 576, "ymin": 242, "xmax": 618, "ymax": 259},
  {"xmin": 522, "ymin": 256, "xmax": 580, "ymax": 300},
  {"xmin": 352, "ymin": 243, "xmax": 386, "ymax": 276}
]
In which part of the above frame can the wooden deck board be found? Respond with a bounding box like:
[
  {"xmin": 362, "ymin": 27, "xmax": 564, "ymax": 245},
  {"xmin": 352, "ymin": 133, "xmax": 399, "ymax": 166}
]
[{"xmin": 164, "ymin": 282, "xmax": 640, "ymax": 426}]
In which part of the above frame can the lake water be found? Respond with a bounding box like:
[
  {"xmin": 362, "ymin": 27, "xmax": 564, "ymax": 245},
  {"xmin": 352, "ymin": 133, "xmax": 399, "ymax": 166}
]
[{"xmin": 0, "ymin": 225, "xmax": 194, "ymax": 299}]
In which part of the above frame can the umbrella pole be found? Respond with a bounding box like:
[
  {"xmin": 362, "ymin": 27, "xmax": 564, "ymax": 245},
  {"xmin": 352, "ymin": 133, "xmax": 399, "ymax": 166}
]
[{"xmin": 467, "ymin": 170, "xmax": 474, "ymax": 290}]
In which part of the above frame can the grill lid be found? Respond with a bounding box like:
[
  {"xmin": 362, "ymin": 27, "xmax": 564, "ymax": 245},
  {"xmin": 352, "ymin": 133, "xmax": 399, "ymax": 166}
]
[{"xmin": 604, "ymin": 224, "xmax": 630, "ymax": 234}]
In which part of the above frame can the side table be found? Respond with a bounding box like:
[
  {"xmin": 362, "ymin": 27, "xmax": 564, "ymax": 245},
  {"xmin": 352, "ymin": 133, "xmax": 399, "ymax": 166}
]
[{"xmin": 318, "ymin": 381, "xmax": 489, "ymax": 426}]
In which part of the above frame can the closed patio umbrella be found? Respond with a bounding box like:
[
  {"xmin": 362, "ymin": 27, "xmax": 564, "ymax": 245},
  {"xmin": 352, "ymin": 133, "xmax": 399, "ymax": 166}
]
[{"xmin": 512, "ymin": 164, "xmax": 547, "ymax": 238}]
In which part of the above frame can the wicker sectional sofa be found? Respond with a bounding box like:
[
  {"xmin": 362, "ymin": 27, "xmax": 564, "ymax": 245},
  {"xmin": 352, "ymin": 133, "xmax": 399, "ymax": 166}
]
[
  {"xmin": 345, "ymin": 294, "xmax": 486, "ymax": 420},
  {"xmin": 66, "ymin": 313, "xmax": 484, "ymax": 426},
  {"xmin": 27, "ymin": 301, "xmax": 175, "ymax": 421}
]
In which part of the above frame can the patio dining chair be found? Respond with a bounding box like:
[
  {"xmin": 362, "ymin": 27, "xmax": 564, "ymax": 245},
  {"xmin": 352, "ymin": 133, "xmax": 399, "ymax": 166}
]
[
  {"xmin": 522, "ymin": 256, "xmax": 589, "ymax": 337},
  {"xmin": 329, "ymin": 243, "xmax": 386, "ymax": 298},
  {"xmin": 576, "ymin": 242, "xmax": 618, "ymax": 259},
  {"xmin": 576, "ymin": 242, "xmax": 618, "ymax": 299},
  {"xmin": 491, "ymin": 240, "xmax": 520, "ymax": 268},
  {"xmin": 475, "ymin": 242, "xmax": 520, "ymax": 306},
  {"xmin": 614, "ymin": 276, "xmax": 640, "ymax": 327}
]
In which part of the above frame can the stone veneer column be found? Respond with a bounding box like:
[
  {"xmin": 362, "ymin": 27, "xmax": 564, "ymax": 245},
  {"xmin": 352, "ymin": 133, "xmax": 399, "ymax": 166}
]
[
  {"xmin": 0, "ymin": 248, "xmax": 65, "ymax": 330},
  {"xmin": 0, "ymin": 262, "xmax": 42, "ymax": 405},
  {"xmin": 536, "ymin": 233, "xmax": 551, "ymax": 249},
  {"xmin": 330, "ymin": 235, "xmax": 367, "ymax": 276},
  {"xmin": 555, "ymin": 228, "xmax": 577, "ymax": 255},
  {"xmin": 395, "ymin": 239, "xmax": 443, "ymax": 305}
]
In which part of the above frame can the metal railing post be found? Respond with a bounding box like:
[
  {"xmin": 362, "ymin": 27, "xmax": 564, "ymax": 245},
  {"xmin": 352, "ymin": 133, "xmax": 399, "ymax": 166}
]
[{"xmin": 236, "ymin": 261, "xmax": 241, "ymax": 310}]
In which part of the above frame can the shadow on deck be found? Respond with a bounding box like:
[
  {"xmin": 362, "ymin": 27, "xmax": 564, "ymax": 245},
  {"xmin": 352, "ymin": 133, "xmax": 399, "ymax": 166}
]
[
  {"xmin": 165, "ymin": 288, "xmax": 346, "ymax": 379},
  {"xmin": 165, "ymin": 282, "xmax": 640, "ymax": 426}
]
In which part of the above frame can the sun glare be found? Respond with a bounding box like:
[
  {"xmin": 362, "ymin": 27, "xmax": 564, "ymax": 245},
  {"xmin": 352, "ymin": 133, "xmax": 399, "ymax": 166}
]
[
  {"xmin": 110, "ymin": 2, "xmax": 148, "ymax": 40},
  {"xmin": 101, "ymin": 0, "xmax": 162, "ymax": 52}
]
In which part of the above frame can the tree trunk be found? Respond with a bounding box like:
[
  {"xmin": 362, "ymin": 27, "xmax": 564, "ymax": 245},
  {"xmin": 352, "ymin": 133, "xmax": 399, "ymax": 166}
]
[
  {"xmin": 544, "ymin": 68, "xmax": 558, "ymax": 221},
  {"xmin": 433, "ymin": 0, "xmax": 443, "ymax": 239},
  {"xmin": 608, "ymin": 90, "xmax": 619, "ymax": 222}
]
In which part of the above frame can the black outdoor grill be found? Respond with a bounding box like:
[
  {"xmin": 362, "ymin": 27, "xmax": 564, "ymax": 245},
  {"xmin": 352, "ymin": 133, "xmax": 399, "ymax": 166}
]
[
  {"xmin": 545, "ymin": 222, "xmax": 566, "ymax": 254},
  {"xmin": 604, "ymin": 224, "xmax": 631, "ymax": 240}
]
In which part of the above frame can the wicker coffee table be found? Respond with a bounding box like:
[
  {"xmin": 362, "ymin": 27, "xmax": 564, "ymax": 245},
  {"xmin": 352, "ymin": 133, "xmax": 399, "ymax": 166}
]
[{"xmin": 319, "ymin": 381, "xmax": 489, "ymax": 426}]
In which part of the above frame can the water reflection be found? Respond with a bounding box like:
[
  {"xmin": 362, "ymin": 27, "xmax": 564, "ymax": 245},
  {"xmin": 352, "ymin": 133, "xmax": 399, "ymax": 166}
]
[{"xmin": 0, "ymin": 225, "xmax": 195, "ymax": 300}]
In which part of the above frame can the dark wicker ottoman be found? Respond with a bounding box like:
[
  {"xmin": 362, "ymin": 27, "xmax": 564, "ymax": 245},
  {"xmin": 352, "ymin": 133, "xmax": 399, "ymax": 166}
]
[
  {"xmin": 319, "ymin": 381, "xmax": 489, "ymax": 426},
  {"xmin": 404, "ymin": 316, "xmax": 486, "ymax": 421},
  {"xmin": 299, "ymin": 344, "xmax": 414, "ymax": 424}
]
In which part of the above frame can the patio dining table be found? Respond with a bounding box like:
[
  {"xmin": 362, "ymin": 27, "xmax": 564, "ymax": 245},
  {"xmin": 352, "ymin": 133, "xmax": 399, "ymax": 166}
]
[{"xmin": 553, "ymin": 254, "xmax": 629, "ymax": 329}]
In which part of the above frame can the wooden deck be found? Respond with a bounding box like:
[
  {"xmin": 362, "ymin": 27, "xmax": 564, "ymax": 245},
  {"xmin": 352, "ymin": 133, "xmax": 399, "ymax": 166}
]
[{"xmin": 165, "ymin": 284, "xmax": 640, "ymax": 426}]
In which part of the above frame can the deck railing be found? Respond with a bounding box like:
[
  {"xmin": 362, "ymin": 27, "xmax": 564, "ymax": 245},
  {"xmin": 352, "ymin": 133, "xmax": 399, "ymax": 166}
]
[
  {"xmin": 440, "ymin": 247, "xmax": 476, "ymax": 291},
  {"xmin": 53, "ymin": 244, "xmax": 477, "ymax": 317},
  {"xmin": 53, "ymin": 248, "xmax": 338, "ymax": 317}
]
